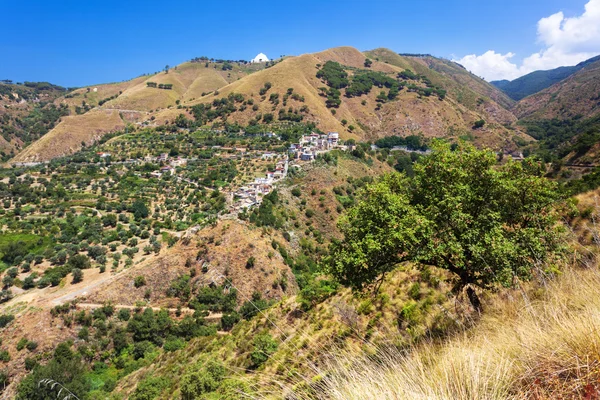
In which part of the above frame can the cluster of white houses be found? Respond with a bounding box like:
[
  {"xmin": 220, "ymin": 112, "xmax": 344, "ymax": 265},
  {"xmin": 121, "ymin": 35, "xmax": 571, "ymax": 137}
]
[
  {"xmin": 150, "ymin": 153, "xmax": 188, "ymax": 178},
  {"xmin": 232, "ymin": 156, "xmax": 289, "ymax": 210},
  {"xmin": 289, "ymin": 132, "xmax": 342, "ymax": 161}
]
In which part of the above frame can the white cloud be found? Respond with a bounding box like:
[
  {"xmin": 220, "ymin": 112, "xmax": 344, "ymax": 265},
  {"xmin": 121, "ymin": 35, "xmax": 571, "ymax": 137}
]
[
  {"xmin": 454, "ymin": 0, "xmax": 600, "ymax": 81},
  {"xmin": 457, "ymin": 51, "xmax": 522, "ymax": 81}
]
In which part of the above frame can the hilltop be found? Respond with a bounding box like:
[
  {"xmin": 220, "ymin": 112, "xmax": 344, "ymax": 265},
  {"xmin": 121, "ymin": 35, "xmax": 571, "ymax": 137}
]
[
  {"xmin": 492, "ymin": 54, "xmax": 600, "ymax": 101},
  {"xmin": 9, "ymin": 46, "xmax": 528, "ymax": 164}
]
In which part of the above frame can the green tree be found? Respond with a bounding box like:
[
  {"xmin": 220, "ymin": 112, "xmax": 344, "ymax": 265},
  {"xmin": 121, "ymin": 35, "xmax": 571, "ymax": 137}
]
[
  {"xmin": 134, "ymin": 275, "xmax": 146, "ymax": 288},
  {"xmin": 131, "ymin": 376, "xmax": 169, "ymax": 400},
  {"xmin": 326, "ymin": 142, "xmax": 562, "ymax": 309},
  {"xmin": 250, "ymin": 333, "xmax": 278, "ymax": 369},
  {"xmin": 473, "ymin": 119, "xmax": 485, "ymax": 129},
  {"xmin": 68, "ymin": 254, "xmax": 90, "ymax": 270},
  {"xmin": 16, "ymin": 342, "xmax": 90, "ymax": 399},
  {"xmin": 131, "ymin": 199, "xmax": 149, "ymax": 220},
  {"xmin": 180, "ymin": 358, "xmax": 226, "ymax": 399},
  {"xmin": 71, "ymin": 268, "xmax": 83, "ymax": 284}
]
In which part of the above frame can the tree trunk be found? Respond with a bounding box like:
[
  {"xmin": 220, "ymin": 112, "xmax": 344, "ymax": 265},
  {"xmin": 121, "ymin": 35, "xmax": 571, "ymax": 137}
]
[{"xmin": 466, "ymin": 286, "xmax": 482, "ymax": 313}]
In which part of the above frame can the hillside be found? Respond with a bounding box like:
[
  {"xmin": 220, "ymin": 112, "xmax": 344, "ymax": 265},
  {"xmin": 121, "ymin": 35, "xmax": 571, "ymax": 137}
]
[
  {"xmin": 513, "ymin": 56, "xmax": 600, "ymax": 120},
  {"xmin": 8, "ymin": 46, "xmax": 532, "ymax": 165},
  {"xmin": 365, "ymin": 48, "xmax": 516, "ymax": 111},
  {"xmin": 492, "ymin": 54, "xmax": 600, "ymax": 101},
  {"xmin": 0, "ymin": 81, "xmax": 69, "ymax": 161},
  {"xmin": 154, "ymin": 46, "xmax": 524, "ymax": 151},
  {"xmin": 9, "ymin": 61, "xmax": 265, "ymax": 164}
]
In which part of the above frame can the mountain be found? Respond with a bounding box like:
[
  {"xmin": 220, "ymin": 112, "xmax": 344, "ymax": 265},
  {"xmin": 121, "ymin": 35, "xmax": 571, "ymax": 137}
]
[
  {"xmin": 155, "ymin": 46, "xmax": 520, "ymax": 147},
  {"xmin": 513, "ymin": 56, "xmax": 600, "ymax": 121},
  {"xmin": 9, "ymin": 46, "xmax": 527, "ymax": 164},
  {"xmin": 491, "ymin": 54, "xmax": 600, "ymax": 101},
  {"xmin": 3, "ymin": 48, "xmax": 600, "ymax": 398}
]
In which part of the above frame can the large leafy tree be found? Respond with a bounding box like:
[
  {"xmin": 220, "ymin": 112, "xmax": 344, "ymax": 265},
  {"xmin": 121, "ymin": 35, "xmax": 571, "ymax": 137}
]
[{"xmin": 326, "ymin": 142, "xmax": 562, "ymax": 309}]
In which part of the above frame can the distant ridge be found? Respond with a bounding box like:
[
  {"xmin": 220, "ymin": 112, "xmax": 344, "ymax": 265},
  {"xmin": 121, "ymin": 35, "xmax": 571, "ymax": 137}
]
[{"xmin": 491, "ymin": 55, "xmax": 600, "ymax": 101}]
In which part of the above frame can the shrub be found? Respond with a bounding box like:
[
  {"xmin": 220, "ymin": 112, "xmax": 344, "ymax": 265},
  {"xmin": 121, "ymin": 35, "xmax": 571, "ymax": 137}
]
[
  {"xmin": 164, "ymin": 337, "xmax": 186, "ymax": 352},
  {"xmin": 250, "ymin": 333, "xmax": 278, "ymax": 369},
  {"xmin": 71, "ymin": 268, "xmax": 83, "ymax": 283},
  {"xmin": 78, "ymin": 327, "xmax": 89, "ymax": 341},
  {"xmin": 24, "ymin": 357, "xmax": 37, "ymax": 370},
  {"xmin": 473, "ymin": 119, "xmax": 485, "ymax": 129},
  {"xmin": 0, "ymin": 314, "xmax": 15, "ymax": 328},
  {"xmin": 180, "ymin": 359, "xmax": 226, "ymax": 399},
  {"xmin": 118, "ymin": 308, "xmax": 131, "ymax": 321},
  {"xmin": 221, "ymin": 312, "xmax": 241, "ymax": 331},
  {"xmin": 131, "ymin": 376, "xmax": 169, "ymax": 400},
  {"xmin": 239, "ymin": 292, "xmax": 269, "ymax": 320},
  {"xmin": 17, "ymin": 338, "xmax": 28, "ymax": 351},
  {"xmin": 68, "ymin": 254, "xmax": 91, "ymax": 269},
  {"xmin": 134, "ymin": 276, "xmax": 146, "ymax": 288}
]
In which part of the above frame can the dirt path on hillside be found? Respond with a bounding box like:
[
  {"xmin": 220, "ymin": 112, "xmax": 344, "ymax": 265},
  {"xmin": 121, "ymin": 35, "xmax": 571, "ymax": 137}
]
[{"xmin": 74, "ymin": 303, "xmax": 223, "ymax": 321}]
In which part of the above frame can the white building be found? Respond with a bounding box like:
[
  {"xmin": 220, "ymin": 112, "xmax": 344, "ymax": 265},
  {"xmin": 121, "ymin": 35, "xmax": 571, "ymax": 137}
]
[
  {"xmin": 251, "ymin": 53, "xmax": 269, "ymax": 63},
  {"xmin": 328, "ymin": 132, "xmax": 339, "ymax": 146}
]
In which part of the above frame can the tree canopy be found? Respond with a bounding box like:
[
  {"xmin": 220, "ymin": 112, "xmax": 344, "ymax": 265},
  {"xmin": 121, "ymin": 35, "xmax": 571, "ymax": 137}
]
[{"xmin": 326, "ymin": 142, "xmax": 563, "ymax": 308}]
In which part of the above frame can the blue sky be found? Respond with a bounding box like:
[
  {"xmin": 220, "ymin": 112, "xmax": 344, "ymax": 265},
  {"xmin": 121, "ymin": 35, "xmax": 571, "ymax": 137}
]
[{"xmin": 1, "ymin": 0, "xmax": 596, "ymax": 86}]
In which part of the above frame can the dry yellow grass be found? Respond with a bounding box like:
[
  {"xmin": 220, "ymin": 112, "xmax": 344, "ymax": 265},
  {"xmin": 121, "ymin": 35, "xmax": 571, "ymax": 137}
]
[
  {"xmin": 11, "ymin": 109, "xmax": 129, "ymax": 162},
  {"xmin": 281, "ymin": 264, "xmax": 600, "ymax": 399},
  {"xmin": 56, "ymin": 76, "xmax": 147, "ymax": 110}
]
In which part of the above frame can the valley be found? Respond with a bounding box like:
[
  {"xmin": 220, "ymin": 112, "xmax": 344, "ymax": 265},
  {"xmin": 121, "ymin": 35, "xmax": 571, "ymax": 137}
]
[{"xmin": 1, "ymin": 43, "xmax": 600, "ymax": 399}]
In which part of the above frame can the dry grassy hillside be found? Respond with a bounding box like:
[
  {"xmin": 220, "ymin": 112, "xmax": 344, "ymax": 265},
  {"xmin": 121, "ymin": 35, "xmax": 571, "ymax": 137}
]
[
  {"xmin": 8, "ymin": 61, "xmax": 266, "ymax": 163},
  {"xmin": 9, "ymin": 46, "xmax": 527, "ymax": 164},
  {"xmin": 56, "ymin": 76, "xmax": 147, "ymax": 111},
  {"xmin": 82, "ymin": 220, "xmax": 295, "ymax": 307},
  {"xmin": 11, "ymin": 109, "xmax": 131, "ymax": 162},
  {"xmin": 364, "ymin": 48, "xmax": 516, "ymax": 121},
  {"xmin": 157, "ymin": 46, "xmax": 523, "ymax": 150},
  {"xmin": 514, "ymin": 58, "xmax": 600, "ymax": 120},
  {"xmin": 0, "ymin": 82, "xmax": 68, "ymax": 157},
  {"xmin": 107, "ymin": 62, "xmax": 253, "ymax": 111}
]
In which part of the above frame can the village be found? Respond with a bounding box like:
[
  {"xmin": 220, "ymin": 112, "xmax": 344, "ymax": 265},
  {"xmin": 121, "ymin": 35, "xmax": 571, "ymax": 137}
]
[
  {"xmin": 93, "ymin": 130, "xmax": 348, "ymax": 215},
  {"xmin": 231, "ymin": 131, "xmax": 348, "ymax": 211}
]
